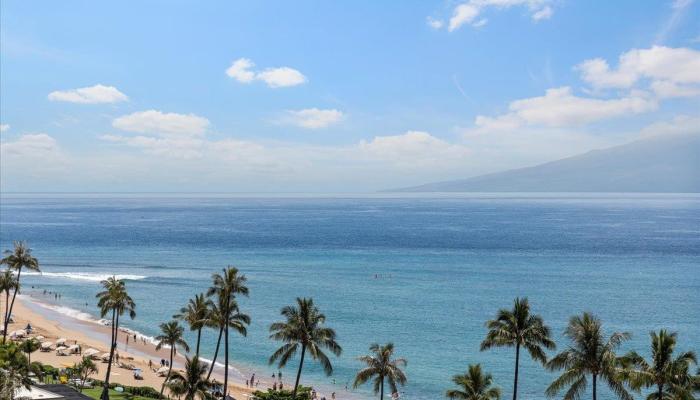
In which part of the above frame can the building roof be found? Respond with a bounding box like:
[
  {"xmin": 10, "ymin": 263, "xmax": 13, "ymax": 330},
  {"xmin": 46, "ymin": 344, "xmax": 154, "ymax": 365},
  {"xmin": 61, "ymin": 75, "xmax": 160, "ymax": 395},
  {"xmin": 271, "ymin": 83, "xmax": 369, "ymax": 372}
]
[{"xmin": 17, "ymin": 385, "xmax": 93, "ymax": 400}]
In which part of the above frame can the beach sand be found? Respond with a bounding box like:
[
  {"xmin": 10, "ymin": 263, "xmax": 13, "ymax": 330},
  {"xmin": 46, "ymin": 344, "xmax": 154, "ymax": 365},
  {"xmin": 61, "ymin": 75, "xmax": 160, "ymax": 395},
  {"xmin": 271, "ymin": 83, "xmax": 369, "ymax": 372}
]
[{"xmin": 9, "ymin": 296, "xmax": 259, "ymax": 399}]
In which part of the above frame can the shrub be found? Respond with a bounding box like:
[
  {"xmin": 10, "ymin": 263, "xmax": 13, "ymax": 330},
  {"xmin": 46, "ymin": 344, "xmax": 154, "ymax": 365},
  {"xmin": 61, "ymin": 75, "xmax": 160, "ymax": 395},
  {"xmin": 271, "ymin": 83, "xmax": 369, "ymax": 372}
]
[{"xmin": 252, "ymin": 386, "xmax": 312, "ymax": 400}]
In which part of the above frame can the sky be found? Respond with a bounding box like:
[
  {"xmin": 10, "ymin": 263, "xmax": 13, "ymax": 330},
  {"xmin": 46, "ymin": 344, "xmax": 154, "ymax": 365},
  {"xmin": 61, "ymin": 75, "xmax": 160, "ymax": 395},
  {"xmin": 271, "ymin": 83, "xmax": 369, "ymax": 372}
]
[{"xmin": 1, "ymin": 0, "xmax": 699, "ymax": 192}]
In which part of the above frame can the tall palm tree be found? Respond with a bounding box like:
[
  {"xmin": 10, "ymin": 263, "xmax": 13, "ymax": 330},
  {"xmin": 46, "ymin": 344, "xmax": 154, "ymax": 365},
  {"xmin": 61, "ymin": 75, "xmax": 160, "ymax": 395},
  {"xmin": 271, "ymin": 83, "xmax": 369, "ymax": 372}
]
[
  {"xmin": 546, "ymin": 312, "xmax": 632, "ymax": 400},
  {"xmin": 0, "ymin": 269, "xmax": 18, "ymax": 338},
  {"xmin": 1, "ymin": 241, "xmax": 40, "ymax": 342},
  {"xmin": 206, "ymin": 266, "xmax": 249, "ymax": 397},
  {"xmin": 19, "ymin": 338, "xmax": 40, "ymax": 367},
  {"xmin": 156, "ymin": 320, "xmax": 190, "ymax": 398},
  {"xmin": 269, "ymin": 297, "xmax": 342, "ymax": 399},
  {"xmin": 166, "ymin": 356, "xmax": 211, "ymax": 400},
  {"xmin": 174, "ymin": 293, "xmax": 212, "ymax": 357},
  {"xmin": 353, "ymin": 343, "xmax": 407, "ymax": 400},
  {"xmin": 446, "ymin": 364, "xmax": 502, "ymax": 400},
  {"xmin": 480, "ymin": 297, "xmax": 555, "ymax": 400},
  {"xmin": 204, "ymin": 295, "xmax": 250, "ymax": 380},
  {"xmin": 620, "ymin": 330, "xmax": 697, "ymax": 400},
  {"xmin": 95, "ymin": 276, "xmax": 136, "ymax": 400}
]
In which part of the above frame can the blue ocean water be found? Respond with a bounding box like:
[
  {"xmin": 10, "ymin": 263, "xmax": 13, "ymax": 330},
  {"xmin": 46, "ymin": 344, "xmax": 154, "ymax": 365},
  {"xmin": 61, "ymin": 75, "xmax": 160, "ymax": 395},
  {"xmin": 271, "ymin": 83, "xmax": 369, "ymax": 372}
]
[{"xmin": 1, "ymin": 194, "xmax": 699, "ymax": 400}]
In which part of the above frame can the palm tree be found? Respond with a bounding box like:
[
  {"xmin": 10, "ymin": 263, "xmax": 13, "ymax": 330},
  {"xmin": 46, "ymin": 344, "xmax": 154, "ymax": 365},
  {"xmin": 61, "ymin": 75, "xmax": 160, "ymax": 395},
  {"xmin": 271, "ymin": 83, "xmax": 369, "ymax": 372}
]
[
  {"xmin": 480, "ymin": 297, "xmax": 555, "ymax": 400},
  {"xmin": 1, "ymin": 241, "xmax": 40, "ymax": 342},
  {"xmin": 0, "ymin": 342, "xmax": 32, "ymax": 398},
  {"xmin": 95, "ymin": 276, "xmax": 136, "ymax": 400},
  {"xmin": 620, "ymin": 330, "xmax": 697, "ymax": 400},
  {"xmin": 0, "ymin": 270, "xmax": 18, "ymax": 338},
  {"xmin": 156, "ymin": 320, "xmax": 190, "ymax": 398},
  {"xmin": 206, "ymin": 266, "xmax": 249, "ymax": 397},
  {"xmin": 166, "ymin": 356, "xmax": 211, "ymax": 400},
  {"xmin": 19, "ymin": 338, "xmax": 40, "ymax": 367},
  {"xmin": 546, "ymin": 312, "xmax": 632, "ymax": 400},
  {"xmin": 74, "ymin": 356, "xmax": 98, "ymax": 392},
  {"xmin": 353, "ymin": 343, "xmax": 407, "ymax": 400},
  {"xmin": 204, "ymin": 295, "xmax": 250, "ymax": 380},
  {"xmin": 269, "ymin": 297, "xmax": 342, "ymax": 399},
  {"xmin": 446, "ymin": 364, "xmax": 501, "ymax": 400},
  {"xmin": 174, "ymin": 293, "xmax": 212, "ymax": 357}
]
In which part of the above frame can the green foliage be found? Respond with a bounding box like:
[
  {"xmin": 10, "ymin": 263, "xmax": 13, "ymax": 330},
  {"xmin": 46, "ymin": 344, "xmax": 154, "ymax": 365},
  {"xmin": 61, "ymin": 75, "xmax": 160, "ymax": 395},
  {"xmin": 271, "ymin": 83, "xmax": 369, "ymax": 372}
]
[
  {"xmin": 89, "ymin": 379, "xmax": 164, "ymax": 398},
  {"xmin": 252, "ymin": 385, "xmax": 312, "ymax": 400}
]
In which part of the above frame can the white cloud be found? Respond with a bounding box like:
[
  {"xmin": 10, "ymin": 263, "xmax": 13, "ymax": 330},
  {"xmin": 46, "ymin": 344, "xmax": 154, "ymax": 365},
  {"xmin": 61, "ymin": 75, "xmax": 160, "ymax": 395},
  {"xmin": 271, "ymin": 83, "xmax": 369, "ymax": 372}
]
[
  {"xmin": 0, "ymin": 133, "xmax": 58, "ymax": 156},
  {"xmin": 225, "ymin": 58, "xmax": 256, "ymax": 83},
  {"xmin": 101, "ymin": 134, "xmax": 204, "ymax": 159},
  {"xmin": 532, "ymin": 5, "xmax": 553, "ymax": 21},
  {"xmin": 638, "ymin": 114, "xmax": 700, "ymax": 138},
  {"xmin": 48, "ymin": 84, "xmax": 128, "ymax": 104},
  {"xmin": 0, "ymin": 124, "xmax": 9, "ymax": 132},
  {"xmin": 281, "ymin": 108, "xmax": 345, "ymax": 129},
  {"xmin": 650, "ymin": 80, "xmax": 700, "ymax": 98},
  {"xmin": 226, "ymin": 58, "xmax": 306, "ymax": 88},
  {"xmin": 473, "ymin": 87, "xmax": 657, "ymax": 130},
  {"xmin": 360, "ymin": 131, "xmax": 470, "ymax": 167},
  {"xmin": 427, "ymin": 17, "xmax": 444, "ymax": 29},
  {"xmin": 447, "ymin": 0, "xmax": 554, "ymax": 31},
  {"xmin": 112, "ymin": 110, "xmax": 210, "ymax": 137},
  {"xmin": 576, "ymin": 46, "xmax": 700, "ymax": 96}
]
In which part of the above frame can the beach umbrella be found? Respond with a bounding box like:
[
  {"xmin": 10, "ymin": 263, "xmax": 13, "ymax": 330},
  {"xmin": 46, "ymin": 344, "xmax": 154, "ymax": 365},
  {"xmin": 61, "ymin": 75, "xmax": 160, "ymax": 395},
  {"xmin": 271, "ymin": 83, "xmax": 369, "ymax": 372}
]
[
  {"xmin": 100, "ymin": 353, "xmax": 111, "ymax": 361},
  {"xmin": 156, "ymin": 366, "xmax": 169, "ymax": 376},
  {"xmin": 40, "ymin": 342, "xmax": 53, "ymax": 349},
  {"xmin": 83, "ymin": 348, "xmax": 100, "ymax": 357},
  {"xmin": 10, "ymin": 329, "xmax": 26, "ymax": 337},
  {"xmin": 34, "ymin": 335, "xmax": 45, "ymax": 341},
  {"xmin": 56, "ymin": 338, "xmax": 67, "ymax": 345},
  {"xmin": 68, "ymin": 344, "xmax": 80, "ymax": 353}
]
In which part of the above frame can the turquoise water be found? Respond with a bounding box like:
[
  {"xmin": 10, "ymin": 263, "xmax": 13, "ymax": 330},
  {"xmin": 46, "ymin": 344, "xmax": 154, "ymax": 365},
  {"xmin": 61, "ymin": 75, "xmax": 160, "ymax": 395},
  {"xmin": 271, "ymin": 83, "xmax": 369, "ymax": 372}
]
[{"xmin": 1, "ymin": 194, "xmax": 699, "ymax": 399}]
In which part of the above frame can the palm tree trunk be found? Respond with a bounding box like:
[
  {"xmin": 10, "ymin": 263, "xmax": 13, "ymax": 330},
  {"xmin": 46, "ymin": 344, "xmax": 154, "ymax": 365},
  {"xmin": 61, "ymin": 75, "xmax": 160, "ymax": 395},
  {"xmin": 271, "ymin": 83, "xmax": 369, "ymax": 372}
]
[
  {"xmin": 293, "ymin": 344, "xmax": 307, "ymax": 399},
  {"xmin": 658, "ymin": 383, "xmax": 663, "ymax": 400},
  {"xmin": 223, "ymin": 323, "xmax": 229, "ymax": 397},
  {"xmin": 206, "ymin": 326, "xmax": 224, "ymax": 380},
  {"xmin": 512, "ymin": 343, "xmax": 520, "ymax": 400},
  {"xmin": 100, "ymin": 309, "xmax": 118, "ymax": 400},
  {"xmin": 380, "ymin": 377, "xmax": 384, "ymax": 400},
  {"xmin": 160, "ymin": 346, "xmax": 175, "ymax": 398},
  {"xmin": 592, "ymin": 374, "xmax": 597, "ymax": 400},
  {"xmin": 196, "ymin": 328, "xmax": 202, "ymax": 357},
  {"xmin": 3, "ymin": 289, "xmax": 9, "ymax": 337},
  {"xmin": 3, "ymin": 267, "xmax": 22, "ymax": 342}
]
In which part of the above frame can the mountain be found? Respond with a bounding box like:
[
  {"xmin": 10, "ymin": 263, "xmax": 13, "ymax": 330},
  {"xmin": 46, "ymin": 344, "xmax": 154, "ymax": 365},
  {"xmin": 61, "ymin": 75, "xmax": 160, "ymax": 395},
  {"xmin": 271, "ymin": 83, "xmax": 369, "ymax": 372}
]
[{"xmin": 394, "ymin": 133, "xmax": 700, "ymax": 192}]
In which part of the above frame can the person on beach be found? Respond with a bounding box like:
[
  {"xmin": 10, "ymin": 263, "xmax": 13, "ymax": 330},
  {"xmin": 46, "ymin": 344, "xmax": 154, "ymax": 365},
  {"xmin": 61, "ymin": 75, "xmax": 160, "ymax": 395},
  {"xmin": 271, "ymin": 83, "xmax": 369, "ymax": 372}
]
[{"xmin": 273, "ymin": 382, "xmax": 277, "ymax": 391}]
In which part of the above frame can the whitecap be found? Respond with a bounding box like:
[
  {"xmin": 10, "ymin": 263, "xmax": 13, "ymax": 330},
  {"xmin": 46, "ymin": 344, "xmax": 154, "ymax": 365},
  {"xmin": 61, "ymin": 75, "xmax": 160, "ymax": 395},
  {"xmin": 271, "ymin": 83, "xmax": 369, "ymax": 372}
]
[{"xmin": 23, "ymin": 271, "xmax": 147, "ymax": 282}]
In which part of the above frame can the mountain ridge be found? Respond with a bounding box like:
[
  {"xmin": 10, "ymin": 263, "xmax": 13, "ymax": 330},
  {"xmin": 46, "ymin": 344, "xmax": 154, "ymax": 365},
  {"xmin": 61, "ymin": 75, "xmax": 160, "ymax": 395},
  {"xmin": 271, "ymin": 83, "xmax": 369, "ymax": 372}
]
[{"xmin": 393, "ymin": 133, "xmax": 700, "ymax": 192}]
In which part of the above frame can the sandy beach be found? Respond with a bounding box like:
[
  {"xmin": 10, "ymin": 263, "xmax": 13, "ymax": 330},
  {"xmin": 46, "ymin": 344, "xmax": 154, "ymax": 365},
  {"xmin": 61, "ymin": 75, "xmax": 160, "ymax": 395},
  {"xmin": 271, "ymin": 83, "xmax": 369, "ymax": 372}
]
[{"xmin": 10, "ymin": 295, "xmax": 259, "ymax": 399}]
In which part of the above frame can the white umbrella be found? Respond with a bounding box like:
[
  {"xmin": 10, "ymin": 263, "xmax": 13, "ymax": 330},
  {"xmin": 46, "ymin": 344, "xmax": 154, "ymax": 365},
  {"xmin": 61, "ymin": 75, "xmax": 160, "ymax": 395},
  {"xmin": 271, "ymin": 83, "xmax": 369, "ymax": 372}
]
[
  {"xmin": 156, "ymin": 366, "xmax": 169, "ymax": 376},
  {"xmin": 101, "ymin": 353, "xmax": 111, "ymax": 361},
  {"xmin": 56, "ymin": 338, "xmax": 67, "ymax": 345},
  {"xmin": 40, "ymin": 342, "xmax": 53, "ymax": 349},
  {"xmin": 83, "ymin": 348, "xmax": 100, "ymax": 357},
  {"xmin": 68, "ymin": 344, "xmax": 80, "ymax": 353},
  {"xmin": 10, "ymin": 329, "xmax": 26, "ymax": 337},
  {"xmin": 34, "ymin": 335, "xmax": 45, "ymax": 341}
]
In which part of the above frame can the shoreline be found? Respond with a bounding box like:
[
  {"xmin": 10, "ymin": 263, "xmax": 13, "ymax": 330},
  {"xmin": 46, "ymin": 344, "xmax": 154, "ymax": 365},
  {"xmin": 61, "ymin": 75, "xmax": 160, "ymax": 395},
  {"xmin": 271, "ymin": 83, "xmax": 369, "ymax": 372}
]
[{"xmin": 12, "ymin": 294, "xmax": 263, "ymax": 399}]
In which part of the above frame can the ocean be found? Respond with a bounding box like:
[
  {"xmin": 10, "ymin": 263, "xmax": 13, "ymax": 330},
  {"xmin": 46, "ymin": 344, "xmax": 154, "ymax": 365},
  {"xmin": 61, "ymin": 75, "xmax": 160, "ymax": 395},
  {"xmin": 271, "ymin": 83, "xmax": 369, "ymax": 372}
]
[{"xmin": 1, "ymin": 193, "xmax": 699, "ymax": 400}]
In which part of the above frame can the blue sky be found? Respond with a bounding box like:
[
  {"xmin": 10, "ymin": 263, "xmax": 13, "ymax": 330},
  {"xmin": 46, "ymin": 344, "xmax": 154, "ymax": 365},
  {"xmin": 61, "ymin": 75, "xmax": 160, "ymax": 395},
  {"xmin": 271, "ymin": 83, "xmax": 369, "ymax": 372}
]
[{"xmin": 1, "ymin": 0, "xmax": 699, "ymax": 192}]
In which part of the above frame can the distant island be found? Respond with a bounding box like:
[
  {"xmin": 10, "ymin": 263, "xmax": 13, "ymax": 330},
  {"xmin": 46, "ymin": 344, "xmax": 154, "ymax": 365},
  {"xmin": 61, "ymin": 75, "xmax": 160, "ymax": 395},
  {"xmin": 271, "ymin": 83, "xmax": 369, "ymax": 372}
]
[{"xmin": 393, "ymin": 133, "xmax": 700, "ymax": 193}]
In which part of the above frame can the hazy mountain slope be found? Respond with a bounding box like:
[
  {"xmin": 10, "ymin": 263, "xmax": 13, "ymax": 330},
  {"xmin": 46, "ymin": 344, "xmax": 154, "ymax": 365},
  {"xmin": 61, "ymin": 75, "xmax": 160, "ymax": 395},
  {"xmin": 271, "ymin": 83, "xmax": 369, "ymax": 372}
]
[{"xmin": 395, "ymin": 133, "xmax": 700, "ymax": 192}]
